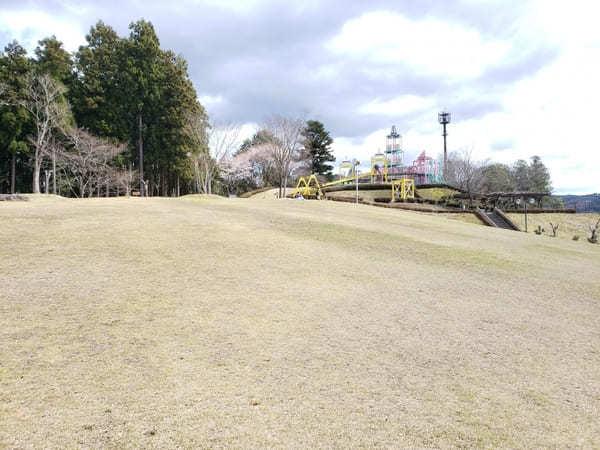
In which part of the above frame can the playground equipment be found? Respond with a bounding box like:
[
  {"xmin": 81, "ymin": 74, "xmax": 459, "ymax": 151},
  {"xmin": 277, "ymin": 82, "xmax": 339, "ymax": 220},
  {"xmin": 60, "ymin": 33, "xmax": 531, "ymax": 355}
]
[
  {"xmin": 291, "ymin": 125, "xmax": 442, "ymax": 200},
  {"xmin": 405, "ymin": 151, "xmax": 443, "ymax": 184},
  {"xmin": 338, "ymin": 160, "xmax": 356, "ymax": 180},
  {"xmin": 385, "ymin": 126, "xmax": 404, "ymax": 180},
  {"xmin": 293, "ymin": 174, "xmax": 323, "ymax": 198},
  {"xmin": 370, "ymin": 153, "xmax": 388, "ymax": 183},
  {"xmin": 391, "ymin": 179, "xmax": 415, "ymax": 201}
]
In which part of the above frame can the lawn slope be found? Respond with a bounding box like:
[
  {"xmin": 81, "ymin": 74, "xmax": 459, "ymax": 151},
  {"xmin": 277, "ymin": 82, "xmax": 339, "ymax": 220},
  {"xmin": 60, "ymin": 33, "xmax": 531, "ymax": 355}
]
[{"xmin": 1, "ymin": 197, "xmax": 599, "ymax": 448}]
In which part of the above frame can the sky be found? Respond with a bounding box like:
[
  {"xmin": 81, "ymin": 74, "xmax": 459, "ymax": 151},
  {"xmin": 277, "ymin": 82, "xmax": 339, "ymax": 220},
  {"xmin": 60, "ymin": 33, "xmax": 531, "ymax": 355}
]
[{"xmin": 1, "ymin": 0, "xmax": 598, "ymax": 194}]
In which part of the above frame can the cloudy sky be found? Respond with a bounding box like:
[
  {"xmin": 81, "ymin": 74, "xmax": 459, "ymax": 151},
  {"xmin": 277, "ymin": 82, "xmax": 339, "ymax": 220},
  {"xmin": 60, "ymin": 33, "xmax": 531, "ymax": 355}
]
[{"xmin": 1, "ymin": 0, "xmax": 598, "ymax": 193}]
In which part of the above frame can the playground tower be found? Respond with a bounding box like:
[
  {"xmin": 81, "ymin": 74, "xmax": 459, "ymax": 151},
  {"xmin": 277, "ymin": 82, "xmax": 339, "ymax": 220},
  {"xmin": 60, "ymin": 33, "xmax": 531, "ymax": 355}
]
[{"xmin": 385, "ymin": 125, "xmax": 403, "ymax": 180}]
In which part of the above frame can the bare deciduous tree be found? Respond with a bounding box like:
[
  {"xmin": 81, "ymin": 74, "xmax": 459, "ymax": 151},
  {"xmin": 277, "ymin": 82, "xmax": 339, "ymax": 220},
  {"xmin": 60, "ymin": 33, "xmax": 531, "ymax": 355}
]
[
  {"xmin": 185, "ymin": 112, "xmax": 241, "ymax": 195},
  {"xmin": 446, "ymin": 147, "xmax": 489, "ymax": 207},
  {"xmin": 549, "ymin": 222, "xmax": 559, "ymax": 237},
  {"xmin": 58, "ymin": 128, "xmax": 126, "ymax": 198},
  {"xmin": 206, "ymin": 122, "xmax": 241, "ymax": 194},
  {"xmin": 263, "ymin": 115, "xmax": 304, "ymax": 198},
  {"xmin": 19, "ymin": 74, "xmax": 70, "ymax": 193},
  {"xmin": 589, "ymin": 218, "xmax": 600, "ymax": 243}
]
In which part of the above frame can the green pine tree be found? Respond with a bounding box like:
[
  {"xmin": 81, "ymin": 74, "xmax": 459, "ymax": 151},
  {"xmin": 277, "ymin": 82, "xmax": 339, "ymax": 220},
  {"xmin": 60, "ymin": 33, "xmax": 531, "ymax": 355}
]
[
  {"xmin": 0, "ymin": 41, "xmax": 33, "ymax": 193},
  {"xmin": 301, "ymin": 120, "xmax": 335, "ymax": 179}
]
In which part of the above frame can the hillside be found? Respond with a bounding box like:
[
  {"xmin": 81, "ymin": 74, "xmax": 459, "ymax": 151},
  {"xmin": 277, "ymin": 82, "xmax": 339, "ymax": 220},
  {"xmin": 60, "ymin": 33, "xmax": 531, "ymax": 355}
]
[
  {"xmin": 1, "ymin": 196, "xmax": 599, "ymax": 448},
  {"xmin": 559, "ymin": 193, "xmax": 600, "ymax": 212}
]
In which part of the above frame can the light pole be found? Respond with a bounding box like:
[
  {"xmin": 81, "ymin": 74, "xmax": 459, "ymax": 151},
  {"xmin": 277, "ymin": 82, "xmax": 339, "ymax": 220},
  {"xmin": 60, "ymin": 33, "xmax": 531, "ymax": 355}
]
[
  {"xmin": 516, "ymin": 197, "xmax": 535, "ymax": 232},
  {"xmin": 438, "ymin": 111, "xmax": 451, "ymax": 180},
  {"xmin": 352, "ymin": 158, "xmax": 360, "ymax": 204}
]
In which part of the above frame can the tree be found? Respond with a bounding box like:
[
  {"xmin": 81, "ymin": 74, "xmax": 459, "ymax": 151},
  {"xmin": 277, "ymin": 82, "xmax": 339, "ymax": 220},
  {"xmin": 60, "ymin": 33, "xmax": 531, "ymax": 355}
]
[
  {"xmin": 237, "ymin": 129, "xmax": 274, "ymax": 155},
  {"xmin": 0, "ymin": 41, "xmax": 33, "ymax": 194},
  {"xmin": 263, "ymin": 115, "xmax": 304, "ymax": 198},
  {"xmin": 19, "ymin": 74, "xmax": 70, "ymax": 193},
  {"xmin": 72, "ymin": 20, "xmax": 203, "ymax": 197},
  {"xmin": 221, "ymin": 143, "xmax": 273, "ymax": 195},
  {"xmin": 184, "ymin": 111, "xmax": 237, "ymax": 195},
  {"xmin": 512, "ymin": 159, "xmax": 531, "ymax": 191},
  {"xmin": 588, "ymin": 217, "xmax": 600, "ymax": 244},
  {"xmin": 528, "ymin": 155, "xmax": 552, "ymax": 193},
  {"xmin": 58, "ymin": 127, "xmax": 126, "ymax": 197},
  {"xmin": 71, "ymin": 21, "xmax": 124, "ymax": 138},
  {"xmin": 480, "ymin": 163, "xmax": 513, "ymax": 193},
  {"xmin": 34, "ymin": 36, "xmax": 73, "ymax": 86},
  {"xmin": 301, "ymin": 120, "xmax": 335, "ymax": 179},
  {"xmin": 446, "ymin": 148, "xmax": 488, "ymax": 206}
]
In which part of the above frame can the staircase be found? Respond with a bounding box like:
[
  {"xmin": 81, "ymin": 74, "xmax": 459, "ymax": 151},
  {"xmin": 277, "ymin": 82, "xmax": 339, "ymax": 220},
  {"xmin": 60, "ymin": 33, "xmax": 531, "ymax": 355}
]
[{"xmin": 484, "ymin": 209, "xmax": 521, "ymax": 231}]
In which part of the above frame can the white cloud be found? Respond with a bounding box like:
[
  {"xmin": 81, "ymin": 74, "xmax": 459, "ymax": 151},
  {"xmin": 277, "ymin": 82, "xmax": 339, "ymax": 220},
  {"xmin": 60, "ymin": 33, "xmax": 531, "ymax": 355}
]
[
  {"xmin": 329, "ymin": 4, "xmax": 600, "ymax": 193},
  {"xmin": 0, "ymin": 10, "xmax": 86, "ymax": 53},
  {"xmin": 328, "ymin": 11, "xmax": 510, "ymax": 80},
  {"xmin": 358, "ymin": 95, "xmax": 433, "ymax": 116}
]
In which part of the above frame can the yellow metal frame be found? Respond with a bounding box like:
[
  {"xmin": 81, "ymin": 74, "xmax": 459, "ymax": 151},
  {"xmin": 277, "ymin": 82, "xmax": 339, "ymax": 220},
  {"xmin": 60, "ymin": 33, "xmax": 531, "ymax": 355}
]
[
  {"xmin": 370, "ymin": 154, "xmax": 388, "ymax": 183},
  {"xmin": 391, "ymin": 178, "xmax": 415, "ymax": 201},
  {"xmin": 292, "ymin": 174, "xmax": 323, "ymax": 198},
  {"xmin": 323, "ymin": 172, "xmax": 371, "ymax": 188},
  {"xmin": 338, "ymin": 161, "xmax": 355, "ymax": 180}
]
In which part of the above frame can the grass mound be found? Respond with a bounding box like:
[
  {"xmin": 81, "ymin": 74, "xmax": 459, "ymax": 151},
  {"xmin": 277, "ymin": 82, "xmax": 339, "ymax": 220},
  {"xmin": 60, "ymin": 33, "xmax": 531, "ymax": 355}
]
[{"xmin": 1, "ymin": 197, "xmax": 599, "ymax": 447}]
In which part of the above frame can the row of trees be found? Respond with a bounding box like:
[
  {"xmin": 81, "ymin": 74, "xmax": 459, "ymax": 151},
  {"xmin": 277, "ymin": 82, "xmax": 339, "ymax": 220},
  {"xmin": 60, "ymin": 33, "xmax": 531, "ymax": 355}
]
[
  {"xmin": 0, "ymin": 20, "xmax": 207, "ymax": 197},
  {"xmin": 221, "ymin": 118, "xmax": 335, "ymax": 197},
  {"xmin": 446, "ymin": 149, "xmax": 554, "ymax": 205},
  {"xmin": 0, "ymin": 20, "xmax": 336, "ymax": 198}
]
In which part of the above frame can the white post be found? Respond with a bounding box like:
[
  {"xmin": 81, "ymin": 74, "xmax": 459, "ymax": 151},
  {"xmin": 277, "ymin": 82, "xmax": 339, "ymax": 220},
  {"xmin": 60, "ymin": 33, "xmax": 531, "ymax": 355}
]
[{"xmin": 353, "ymin": 159, "xmax": 360, "ymax": 205}]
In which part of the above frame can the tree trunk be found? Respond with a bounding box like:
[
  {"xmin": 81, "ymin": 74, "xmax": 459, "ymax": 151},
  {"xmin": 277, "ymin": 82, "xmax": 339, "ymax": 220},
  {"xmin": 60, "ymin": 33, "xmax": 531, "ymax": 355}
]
[
  {"xmin": 138, "ymin": 113, "xmax": 144, "ymax": 196},
  {"xmin": 44, "ymin": 170, "xmax": 50, "ymax": 194},
  {"xmin": 128, "ymin": 163, "xmax": 132, "ymax": 197},
  {"xmin": 52, "ymin": 147, "xmax": 56, "ymax": 194},
  {"xmin": 106, "ymin": 179, "xmax": 109, "ymax": 197},
  {"xmin": 32, "ymin": 158, "xmax": 41, "ymax": 194},
  {"xmin": 10, "ymin": 154, "xmax": 16, "ymax": 194},
  {"xmin": 176, "ymin": 175, "xmax": 180, "ymax": 197},
  {"xmin": 278, "ymin": 173, "xmax": 283, "ymax": 199}
]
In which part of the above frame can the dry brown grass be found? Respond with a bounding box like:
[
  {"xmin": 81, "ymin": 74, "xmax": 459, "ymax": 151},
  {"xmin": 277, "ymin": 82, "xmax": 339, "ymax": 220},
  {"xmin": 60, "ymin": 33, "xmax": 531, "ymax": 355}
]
[
  {"xmin": 246, "ymin": 188, "xmax": 281, "ymax": 199},
  {"xmin": 1, "ymin": 196, "xmax": 599, "ymax": 448},
  {"xmin": 444, "ymin": 212, "xmax": 486, "ymax": 226},
  {"xmin": 508, "ymin": 212, "xmax": 600, "ymax": 242},
  {"xmin": 326, "ymin": 189, "xmax": 390, "ymax": 201},
  {"xmin": 416, "ymin": 187, "xmax": 458, "ymax": 201}
]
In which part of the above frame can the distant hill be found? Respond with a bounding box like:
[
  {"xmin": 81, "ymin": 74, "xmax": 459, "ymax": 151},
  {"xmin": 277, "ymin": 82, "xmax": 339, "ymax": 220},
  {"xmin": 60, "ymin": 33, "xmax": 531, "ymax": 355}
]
[{"xmin": 558, "ymin": 193, "xmax": 600, "ymax": 212}]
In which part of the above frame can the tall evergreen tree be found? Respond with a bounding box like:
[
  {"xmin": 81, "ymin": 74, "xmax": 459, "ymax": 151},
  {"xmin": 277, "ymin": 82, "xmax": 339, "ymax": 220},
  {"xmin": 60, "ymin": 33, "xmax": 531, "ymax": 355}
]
[
  {"xmin": 301, "ymin": 120, "xmax": 335, "ymax": 179},
  {"xmin": 0, "ymin": 41, "xmax": 33, "ymax": 193},
  {"xmin": 480, "ymin": 163, "xmax": 513, "ymax": 193},
  {"xmin": 512, "ymin": 159, "xmax": 530, "ymax": 191},
  {"xmin": 34, "ymin": 36, "xmax": 73, "ymax": 86},
  {"xmin": 528, "ymin": 155, "xmax": 552, "ymax": 192},
  {"xmin": 71, "ymin": 21, "xmax": 124, "ymax": 138},
  {"xmin": 72, "ymin": 20, "xmax": 204, "ymax": 196}
]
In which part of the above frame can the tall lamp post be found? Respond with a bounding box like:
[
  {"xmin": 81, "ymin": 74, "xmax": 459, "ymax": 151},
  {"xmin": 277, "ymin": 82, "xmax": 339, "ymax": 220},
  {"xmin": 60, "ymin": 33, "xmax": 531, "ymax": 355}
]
[{"xmin": 438, "ymin": 110, "xmax": 451, "ymax": 180}]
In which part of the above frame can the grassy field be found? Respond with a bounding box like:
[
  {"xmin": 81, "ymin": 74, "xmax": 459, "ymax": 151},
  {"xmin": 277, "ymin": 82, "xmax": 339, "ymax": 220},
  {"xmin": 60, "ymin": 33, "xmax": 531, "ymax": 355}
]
[
  {"xmin": 508, "ymin": 212, "xmax": 600, "ymax": 241},
  {"xmin": 1, "ymin": 195, "xmax": 599, "ymax": 448}
]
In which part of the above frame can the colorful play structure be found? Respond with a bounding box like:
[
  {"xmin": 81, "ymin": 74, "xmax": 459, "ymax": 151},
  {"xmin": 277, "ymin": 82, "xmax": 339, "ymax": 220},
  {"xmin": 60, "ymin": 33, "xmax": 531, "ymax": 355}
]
[{"xmin": 292, "ymin": 125, "xmax": 441, "ymax": 201}]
